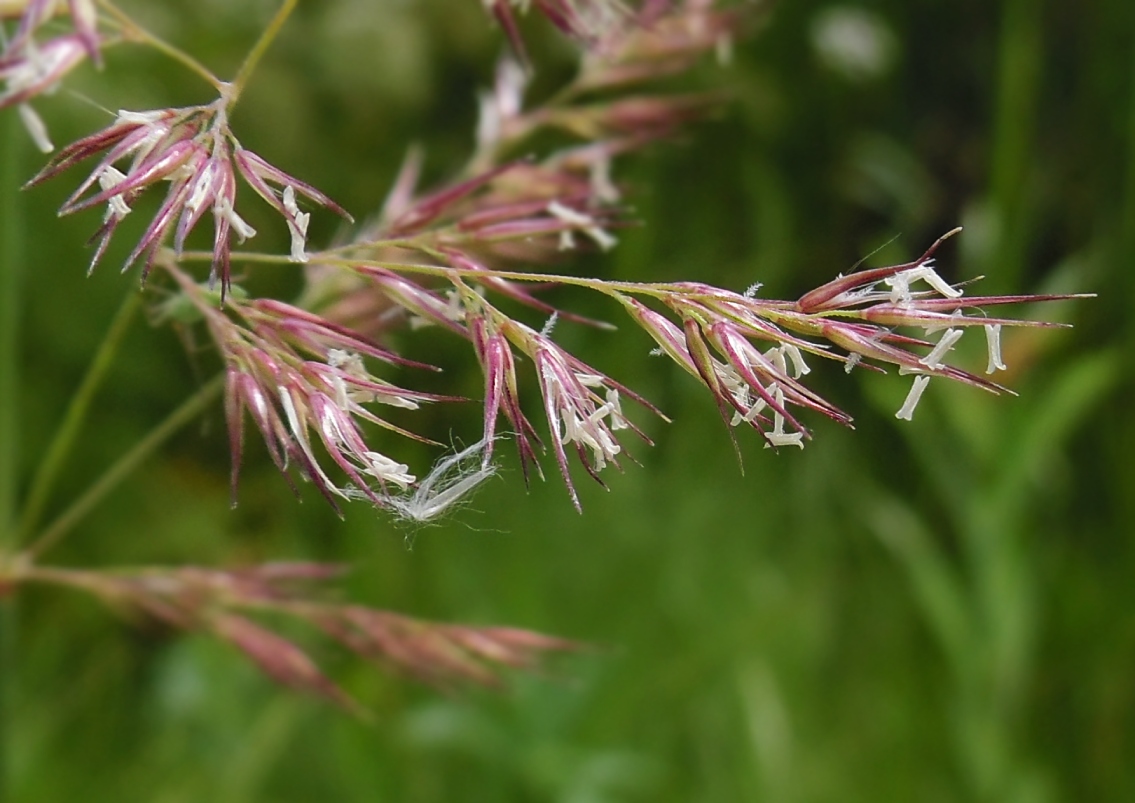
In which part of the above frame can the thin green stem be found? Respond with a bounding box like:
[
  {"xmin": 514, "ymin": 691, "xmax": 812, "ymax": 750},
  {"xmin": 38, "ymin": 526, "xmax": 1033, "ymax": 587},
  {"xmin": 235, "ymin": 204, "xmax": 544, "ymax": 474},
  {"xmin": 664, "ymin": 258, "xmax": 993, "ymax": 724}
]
[
  {"xmin": 22, "ymin": 374, "xmax": 225, "ymax": 562},
  {"xmin": 1, "ymin": 81, "xmax": 23, "ymax": 557},
  {"xmin": 17, "ymin": 292, "xmax": 142, "ymax": 543},
  {"xmin": 330, "ymin": 256, "xmax": 683, "ymax": 299},
  {"xmin": 228, "ymin": 0, "xmax": 299, "ymax": 107},
  {"xmin": 97, "ymin": 0, "xmax": 222, "ymax": 89},
  {"xmin": 173, "ymin": 247, "xmax": 674, "ymax": 297},
  {"xmin": 0, "ymin": 112, "xmax": 26, "ymax": 803}
]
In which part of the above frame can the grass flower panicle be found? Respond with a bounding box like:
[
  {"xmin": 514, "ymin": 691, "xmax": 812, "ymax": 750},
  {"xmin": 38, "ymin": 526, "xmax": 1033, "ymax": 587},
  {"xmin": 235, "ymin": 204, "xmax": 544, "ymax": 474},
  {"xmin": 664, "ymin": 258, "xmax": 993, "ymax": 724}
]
[
  {"xmin": 10, "ymin": 562, "xmax": 577, "ymax": 708},
  {"xmin": 27, "ymin": 98, "xmax": 351, "ymax": 295},
  {"xmin": 0, "ymin": 0, "xmax": 1090, "ymax": 710},
  {"xmin": 207, "ymin": 296, "xmax": 448, "ymax": 513}
]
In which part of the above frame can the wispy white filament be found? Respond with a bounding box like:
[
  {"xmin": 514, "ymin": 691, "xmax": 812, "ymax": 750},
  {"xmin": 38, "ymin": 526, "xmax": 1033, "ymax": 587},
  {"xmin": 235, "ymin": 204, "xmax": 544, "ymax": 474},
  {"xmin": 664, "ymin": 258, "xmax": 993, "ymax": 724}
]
[{"xmin": 388, "ymin": 441, "xmax": 496, "ymax": 523}]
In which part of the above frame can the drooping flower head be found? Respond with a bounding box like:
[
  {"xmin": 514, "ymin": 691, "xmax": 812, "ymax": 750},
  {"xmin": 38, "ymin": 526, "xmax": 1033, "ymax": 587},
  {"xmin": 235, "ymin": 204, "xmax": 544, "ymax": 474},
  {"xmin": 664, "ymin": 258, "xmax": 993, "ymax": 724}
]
[{"xmin": 25, "ymin": 96, "xmax": 353, "ymax": 297}]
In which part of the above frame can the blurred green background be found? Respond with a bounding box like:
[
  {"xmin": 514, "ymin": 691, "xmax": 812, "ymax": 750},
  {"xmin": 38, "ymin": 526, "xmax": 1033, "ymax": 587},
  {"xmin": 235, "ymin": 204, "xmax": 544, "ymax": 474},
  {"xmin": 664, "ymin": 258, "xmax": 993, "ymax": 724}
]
[{"xmin": 2, "ymin": 0, "xmax": 1132, "ymax": 800}]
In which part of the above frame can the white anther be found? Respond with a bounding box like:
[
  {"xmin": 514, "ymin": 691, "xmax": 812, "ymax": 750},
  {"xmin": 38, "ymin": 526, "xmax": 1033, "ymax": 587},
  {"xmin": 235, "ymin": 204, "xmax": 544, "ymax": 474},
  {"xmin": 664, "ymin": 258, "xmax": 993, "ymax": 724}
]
[
  {"xmin": 18, "ymin": 104, "xmax": 53, "ymax": 153},
  {"xmin": 895, "ymin": 374, "xmax": 931, "ymax": 420},
  {"xmin": 548, "ymin": 201, "xmax": 617, "ymax": 251},
  {"xmin": 782, "ymin": 344, "xmax": 811, "ymax": 378},
  {"xmin": 985, "ymin": 323, "xmax": 1006, "ymax": 374},
  {"xmin": 98, "ymin": 166, "xmax": 131, "ymax": 220},
  {"xmin": 283, "ymin": 186, "xmax": 310, "ymax": 263},
  {"xmin": 919, "ymin": 327, "xmax": 964, "ymax": 370}
]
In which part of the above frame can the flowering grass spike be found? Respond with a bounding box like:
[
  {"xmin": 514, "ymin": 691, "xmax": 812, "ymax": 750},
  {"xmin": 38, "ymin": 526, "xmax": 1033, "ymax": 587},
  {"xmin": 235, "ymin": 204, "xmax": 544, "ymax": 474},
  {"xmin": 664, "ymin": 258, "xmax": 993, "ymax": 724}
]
[{"xmin": 0, "ymin": 0, "xmax": 1087, "ymax": 708}]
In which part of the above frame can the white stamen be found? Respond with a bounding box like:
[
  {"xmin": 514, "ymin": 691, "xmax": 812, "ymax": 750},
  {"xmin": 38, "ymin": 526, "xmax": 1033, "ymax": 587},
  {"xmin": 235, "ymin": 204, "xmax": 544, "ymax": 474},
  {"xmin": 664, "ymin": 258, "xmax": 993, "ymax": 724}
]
[
  {"xmin": 605, "ymin": 389, "xmax": 628, "ymax": 431},
  {"xmin": 328, "ymin": 350, "xmax": 420, "ymax": 410},
  {"xmin": 185, "ymin": 161, "xmax": 217, "ymax": 217},
  {"xmin": 215, "ymin": 197, "xmax": 256, "ymax": 242},
  {"xmin": 586, "ymin": 225, "xmax": 617, "ymax": 251},
  {"xmin": 282, "ymin": 185, "xmax": 310, "ymax": 263},
  {"xmin": 98, "ymin": 166, "xmax": 131, "ymax": 220},
  {"xmin": 18, "ymin": 103, "xmax": 53, "ymax": 153},
  {"xmin": 719, "ymin": 368, "xmax": 747, "ymax": 426},
  {"xmin": 362, "ymin": 451, "xmax": 415, "ymax": 488},
  {"xmin": 589, "ymin": 155, "xmax": 619, "ymax": 204},
  {"xmin": 895, "ymin": 374, "xmax": 931, "ymax": 420},
  {"xmin": 548, "ymin": 200, "xmax": 617, "ymax": 251},
  {"xmin": 844, "ymin": 353, "xmax": 861, "ymax": 374},
  {"xmin": 475, "ymin": 92, "xmax": 501, "ymax": 151},
  {"xmin": 884, "ymin": 271, "xmax": 913, "ymax": 306},
  {"xmin": 476, "ymin": 59, "xmax": 527, "ymax": 150},
  {"xmin": 915, "ymin": 264, "xmax": 963, "ymax": 298},
  {"xmin": 495, "ymin": 58, "xmax": 527, "ymax": 119},
  {"xmin": 887, "ymin": 261, "xmax": 964, "ymax": 306},
  {"xmin": 229, "ymin": 210, "xmax": 257, "ymax": 242},
  {"xmin": 984, "ymin": 324, "xmax": 1006, "ymax": 374},
  {"xmin": 116, "ymin": 109, "xmax": 169, "ymax": 126},
  {"xmin": 327, "ymin": 350, "xmax": 361, "ymax": 408},
  {"xmin": 549, "ymin": 200, "xmax": 591, "ymax": 224},
  {"xmin": 732, "ymin": 390, "xmax": 767, "ymax": 427},
  {"xmin": 327, "ymin": 349, "xmax": 355, "ymax": 369},
  {"xmin": 782, "ymin": 344, "xmax": 811, "ymax": 378},
  {"xmin": 764, "ymin": 346, "xmax": 788, "ymax": 376},
  {"xmin": 443, "ymin": 289, "xmax": 466, "ymax": 322},
  {"xmin": 545, "ymin": 365, "xmax": 625, "ymax": 470},
  {"xmin": 919, "ymin": 327, "xmax": 964, "ymax": 369},
  {"xmin": 764, "ymin": 387, "xmax": 804, "ymax": 449}
]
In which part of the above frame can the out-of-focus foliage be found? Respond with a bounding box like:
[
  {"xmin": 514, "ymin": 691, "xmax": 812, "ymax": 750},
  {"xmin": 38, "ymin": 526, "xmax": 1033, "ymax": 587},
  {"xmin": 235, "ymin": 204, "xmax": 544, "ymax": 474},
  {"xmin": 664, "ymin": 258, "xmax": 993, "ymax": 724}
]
[{"xmin": 3, "ymin": 0, "xmax": 1130, "ymax": 800}]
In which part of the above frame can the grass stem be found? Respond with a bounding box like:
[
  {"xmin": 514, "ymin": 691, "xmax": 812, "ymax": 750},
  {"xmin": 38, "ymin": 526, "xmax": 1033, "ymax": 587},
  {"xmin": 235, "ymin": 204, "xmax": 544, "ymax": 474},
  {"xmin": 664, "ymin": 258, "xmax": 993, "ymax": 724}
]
[
  {"xmin": 228, "ymin": 0, "xmax": 298, "ymax": 107},
  {"xmin": 0, "ymin": 109, "xmax": 25, "ymax": 803},
  {"xmin": 17, "ymin": 292, "xmax": 141, "ymax": 543},
  {"xmin": 23, "ymin": 375, "xmax": 225, "ymax": 563}
]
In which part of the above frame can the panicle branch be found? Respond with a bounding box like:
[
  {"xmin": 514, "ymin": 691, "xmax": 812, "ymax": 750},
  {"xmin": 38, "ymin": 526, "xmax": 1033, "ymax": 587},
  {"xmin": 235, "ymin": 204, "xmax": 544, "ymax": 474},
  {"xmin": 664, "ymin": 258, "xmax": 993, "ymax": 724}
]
[
  {"xmin": 128, "ymin": 0, "xmax": 751, "ymax": 514},
  {"xmin": 7, "ymin": 3, "xmax": 1089, "ymax": 512},
  {"xmin": 0, "ymin": 0, "xmax": 1092, "ymax": 709},
  {"xmin": 151, "ymin": 2, "xmax": 1078, "ymax": 511},
  {"xmin": 13, "ymin": 561, "xmax": 577, "ymax": 707},
  {"xmin": 25, "ymin": 98, "xmax": 352, "ymax": 296}
]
